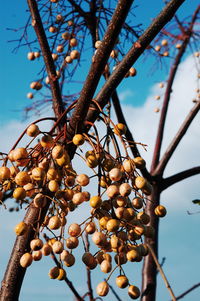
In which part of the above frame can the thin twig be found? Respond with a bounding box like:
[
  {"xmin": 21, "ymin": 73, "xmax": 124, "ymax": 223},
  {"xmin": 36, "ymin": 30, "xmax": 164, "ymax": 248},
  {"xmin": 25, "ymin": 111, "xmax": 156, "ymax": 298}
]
[
  {"xmin": 153, "ymin": 101, "xmax": 200, "ymax": 176},
  {"xmin": 85, "ymin": 233, "xmax": 94, "ymax": 301},
  {"xmin": 147, "ymin": 244, "xmax": 177, "ymax": 301},
  {"xmin": 171, "ymin": 282, "xmax": 200, "ymax": 300},
  {"xmin": 107, "ymin": 282, "xmax": 122, "ymax": 301},
  {"xmin": 156, "ymin": 257, "xmax": 166, "ymax": 275},
  {"xmin": 27, "ymin": 0, "xmax": 66, "ymax": 128},
  {"xmin": 43, "ymin": 234, "xmax": 83, "ymax": 301},
  {"xmin": 111, "ymin": 89, "xmax": 151, "ymax": 180},
  {"xmin": 151, "ymin": 5, "xmax": 200, "ymax": 172}
]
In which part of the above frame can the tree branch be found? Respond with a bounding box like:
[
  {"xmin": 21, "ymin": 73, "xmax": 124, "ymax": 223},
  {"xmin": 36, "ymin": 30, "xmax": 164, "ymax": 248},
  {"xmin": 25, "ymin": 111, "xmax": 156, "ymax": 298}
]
[
  {"xmin": 43, "ymin": 234, "xmax": 83, "ymax": 301},
  {"xmin": 107, "ymin": 282, "xmax": 122, "ymax": 301},
  {"xmin": 0, "ymin": 203, "xmax": 49, "ymax": 300},
  {"xmin": 151, "ymin": 5, "xmax": 200, "ymax": 172},
  {"xmin": 173, "ymin": 282, "xmax": 200, "ymax": 300},
  {"xmin": 161, "ymin": 166, "xmax": 200, "ymax": 190},
  {"xmin": 153, "ymin": 101, "xmax": 200, "ymax": 176},
  {"xmin": 111, "ymin": 89, "xmax": 151, "ymax": 180},
  {"xmin": 67, "ymin": 0, "xmax": 134, "ymax": 138},
  {"xmin": 85, "ymin": 233, "xmax": 94, "ymax": 301},
  {"xmin": 67, "ymin": 0, "xmax": 86, "ymax": 17},
  {"xmin": 141, "ymin": 185, "xmax": 160, "ymax": 301},
  {"xmin": 86, "ymin": 0, "xmax": 186, "ymax": 125},
  {"xmin": 27, "ymin": 0, "xmax": 66, "ymax": 127},
  {"xmin": 147, "ymin": 244, "xmax": 176, "ymax": 301}
]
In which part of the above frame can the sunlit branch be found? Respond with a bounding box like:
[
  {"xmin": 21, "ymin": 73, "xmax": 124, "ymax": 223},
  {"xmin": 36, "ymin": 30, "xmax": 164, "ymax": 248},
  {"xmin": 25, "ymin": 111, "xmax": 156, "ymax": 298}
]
[{"xmin": 67, "ymin": 0, "xmax": 134, "ymax": 139}]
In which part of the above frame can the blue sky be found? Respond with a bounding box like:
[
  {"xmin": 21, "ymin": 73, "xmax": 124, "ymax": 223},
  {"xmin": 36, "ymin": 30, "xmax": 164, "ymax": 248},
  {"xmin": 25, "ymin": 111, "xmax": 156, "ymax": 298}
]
[{"xmin": 0, "ymin": 0, "xmax": 200, "ymax": 300}]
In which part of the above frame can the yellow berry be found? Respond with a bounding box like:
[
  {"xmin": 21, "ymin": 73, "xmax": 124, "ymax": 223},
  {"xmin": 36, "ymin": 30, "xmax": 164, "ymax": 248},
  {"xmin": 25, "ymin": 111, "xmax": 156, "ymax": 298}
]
[
  {"xmin": 20, "ymin": 253, "xmax": 33, "ymax": 268},
  {"xmin": 96, "ymin": 281, "xmax": 109, "ymax": 296},
  {"xmin": 57, "ymin": 268, "xmax": 66, "ymax": 280},
  {"xmin": 114, "ymin": 123, "xmax": 127, "ymax": 135},
  {"xmin": 15, "ymin": 171, "xmax": 31, "ymax": 186},
  {"xmin": 49, "ymin": 266, "xmax": 60, "ymax": 279},
  {"xmin": 14, "ymin": 222, "xmax": 28, "ymax": 236},
  {"xmin": 0, "ymin": 166, "xmax": 10, "ymax": 182},
  {"xmin": 72, "ymin": 134, "xmax": 85, "ymax": 146},
  {"xmin": 154, "ymin": 205, "xmax": 167, "ymax": 217},
  {"xmin": 90, "ymin": 196, "xmax": 102, "ymax": 208},
  {"xmin": 128, "ymin": 285, "xmax": 140, "ymax": 299},
  {"xmin": 13, "ymin": 187, "xmax": 26, "ymax": 200},
  {"xmin": 26, "ymin": 124, "xmax": 40, "ymax": 137},
  {"xmin": 116, "ymin": 275, "xmax": 129, "ymax": 288}
]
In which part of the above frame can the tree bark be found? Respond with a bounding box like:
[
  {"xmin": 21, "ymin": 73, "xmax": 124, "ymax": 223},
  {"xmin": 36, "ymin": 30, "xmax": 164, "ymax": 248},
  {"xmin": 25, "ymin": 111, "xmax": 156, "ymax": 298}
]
[
  {"xmin": 141, "ymin": 184, "xmax": 160, "ymax": 301},
  {"xmin": 0, "ymin": 203, "xmax": 49, "ymax": 301}
]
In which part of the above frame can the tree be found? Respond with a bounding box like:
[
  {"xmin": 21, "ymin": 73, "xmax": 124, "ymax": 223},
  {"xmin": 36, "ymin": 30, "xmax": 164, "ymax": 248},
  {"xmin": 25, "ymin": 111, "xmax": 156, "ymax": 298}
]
[{"xmin": 0, "ymin": 0, "xmax": 200, "ymax": 300}]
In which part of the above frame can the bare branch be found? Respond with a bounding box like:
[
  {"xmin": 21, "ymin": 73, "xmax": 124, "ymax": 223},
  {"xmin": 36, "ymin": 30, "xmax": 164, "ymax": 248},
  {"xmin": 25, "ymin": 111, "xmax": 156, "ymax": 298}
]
[
  {"xmin": 85, "ymin": 233, "xmax": 94, "ymax": 301},
  {"xmin": 107, "ymin": 282, "xmax": 122, "ymax": 301},
  {"xmin": 0, "ymin": 203, "xmax": 49, "ymax": 300},
  {"xmin": 141, "ymin": 186, "xmax": 160, "ymax": 301},
  {"xmin": 27, "ymin": 0, "xmax": 66, "ymax": 126},
  {"xmin": 67, "ymin": 0, "xmax": 86, "ymax": 17},
  {"xmin": 86, "ymin": 0, "xmax": 187, "ymax": 125},
  {"xmin": 171, "ymin": 282, "xmax": 200, "ymax": 300},
  {"xmin": 67, "ymin": 0, "xmax": 134, "ymax": 138},
  {"xmin": 147, "ymin": 244, "xmax": 176, "ymax": 301},
  {"xmin": 153, "ymin": 101, "xmax": 200, "ymax": 176},
  {"xmin": 111, "ymin": 89, "xmax": 151, "ymax": 180},
  {"xmin": 151, "ymin": 5, "xmax": 200, "ymax": 172},
  {"xmin": 43, "ymin": 234, "xmax": 83, "ymax": 301},
  {"xmin": 162, "ymin": 166, "xmax": 200, "ymax": 190}
]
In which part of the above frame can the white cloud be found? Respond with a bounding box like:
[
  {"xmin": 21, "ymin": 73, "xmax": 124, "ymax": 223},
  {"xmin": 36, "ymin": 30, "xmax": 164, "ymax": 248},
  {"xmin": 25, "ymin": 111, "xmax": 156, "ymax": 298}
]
[{"xmin": 118, "ymin": 89, "xmax": 134, "ymax": 101}]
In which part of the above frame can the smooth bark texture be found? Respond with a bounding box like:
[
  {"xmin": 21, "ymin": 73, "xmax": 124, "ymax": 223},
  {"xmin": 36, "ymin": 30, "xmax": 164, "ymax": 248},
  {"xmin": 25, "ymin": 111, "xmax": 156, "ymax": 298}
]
[
  {"xmin": 67, "ymin": 0, "xmax": 134, "ymax": 138},
  {"xmin": 141, "ymin": 185, "xmax": 160, "ymax": 301}
]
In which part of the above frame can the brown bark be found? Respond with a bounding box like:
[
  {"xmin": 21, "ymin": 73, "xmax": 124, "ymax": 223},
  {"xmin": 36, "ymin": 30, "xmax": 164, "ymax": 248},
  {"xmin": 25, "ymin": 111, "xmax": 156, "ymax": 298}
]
[
  {"xmin": 67, "ymin": 0, "xmax": 134, "ymax": 139},
  {"xmin": 141, "ymin": 185, "xmax": 160, "ymax": 301},
  {"xmin": 0, "ymin": 203, "xmax": 49, "ymax": 301}
]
